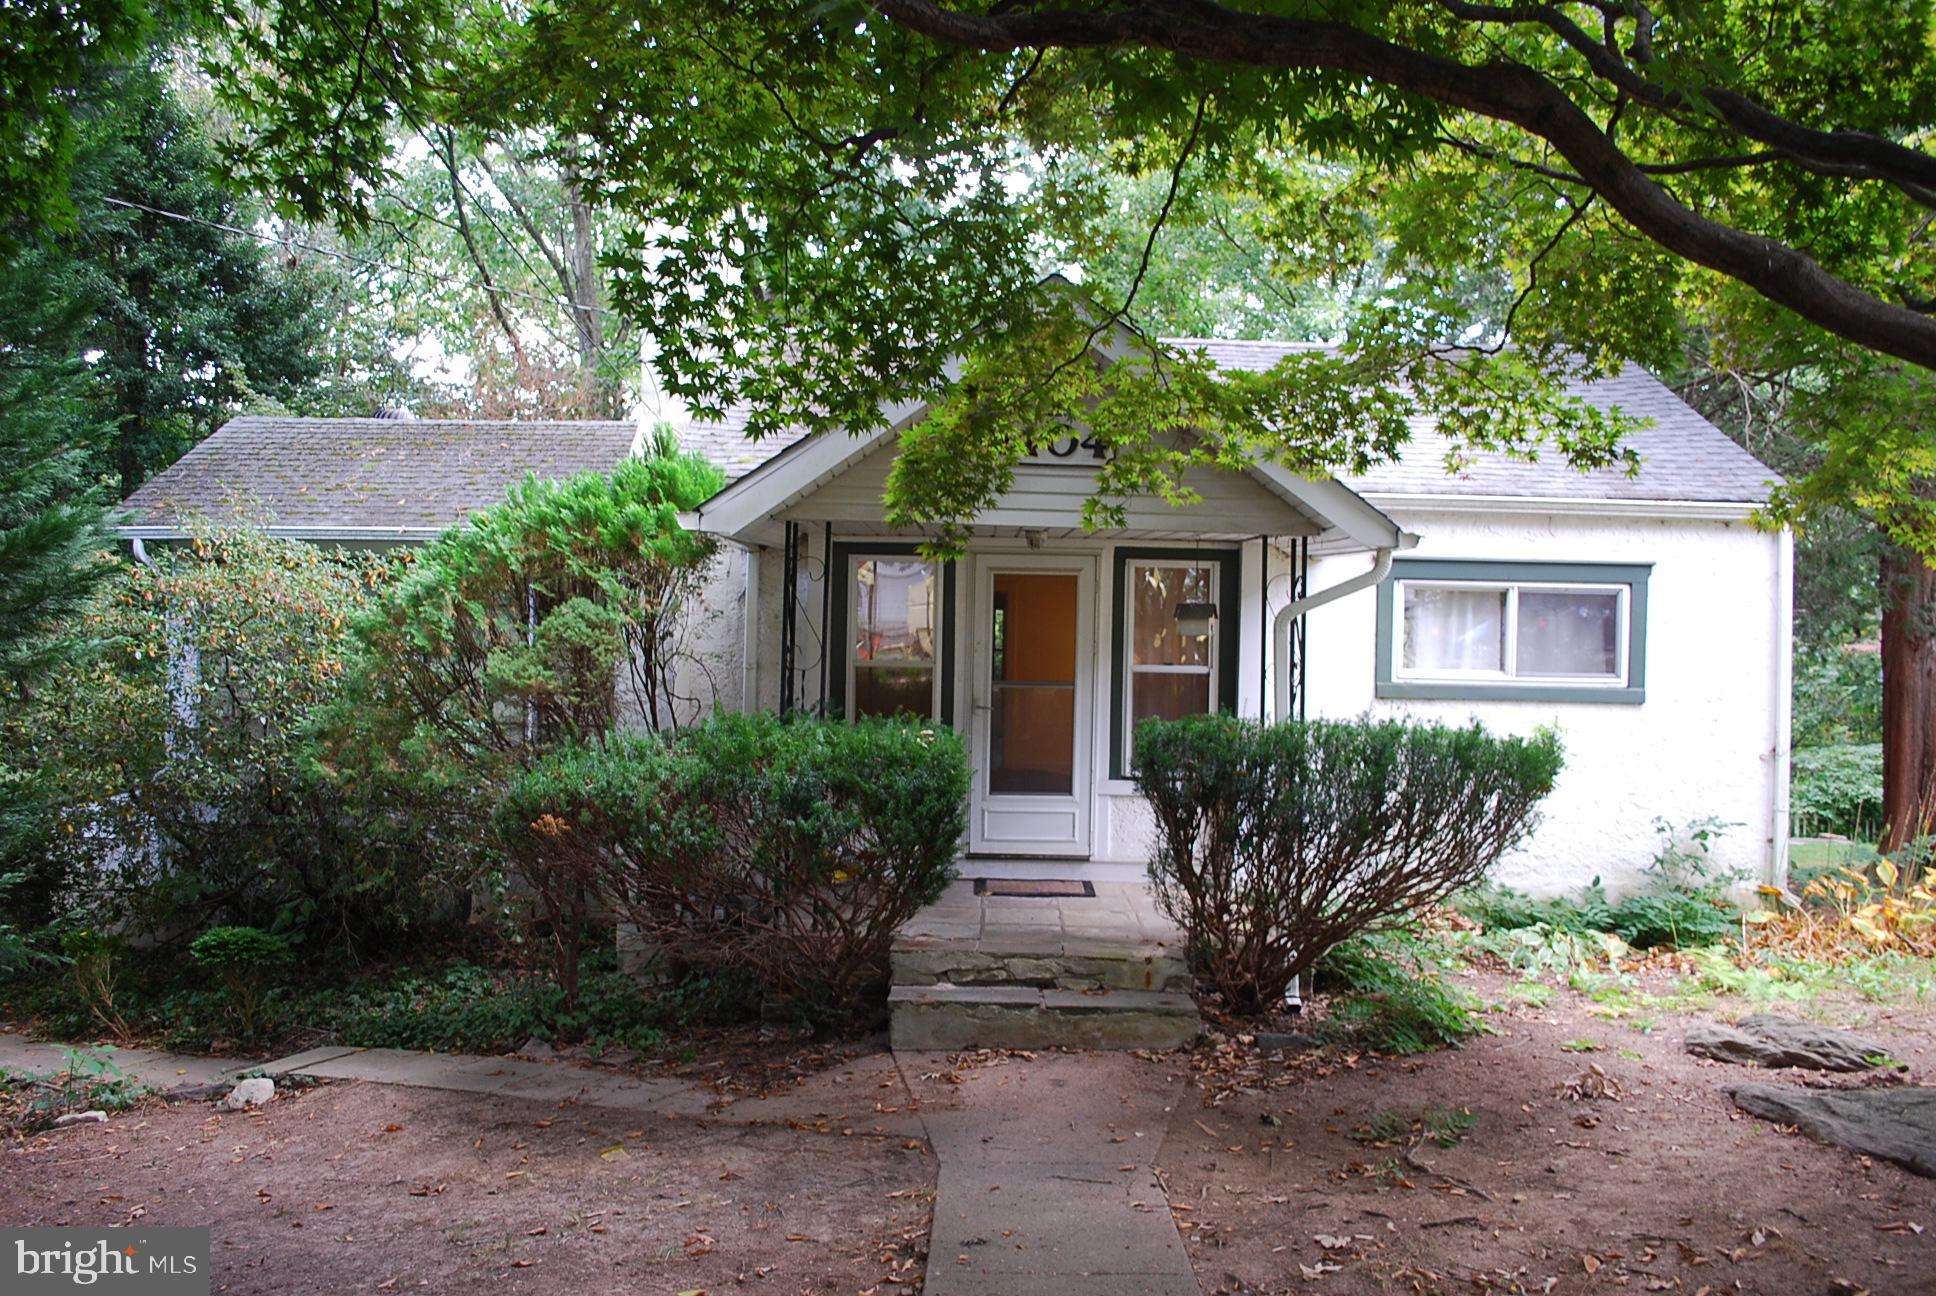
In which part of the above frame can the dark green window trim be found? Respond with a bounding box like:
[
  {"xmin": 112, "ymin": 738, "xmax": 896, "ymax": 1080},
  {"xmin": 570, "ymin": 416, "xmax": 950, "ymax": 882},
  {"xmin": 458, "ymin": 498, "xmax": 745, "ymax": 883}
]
[
  {"xmin": 827, "ymin": 541, "xmax": 957, "ymax": 725},
  {"xmin": 1375, "ymin": 558, "xmax": 1651, "ymax": 704},
  {"xmin": 1110, "ymin": 546, "xmax": 1242, "ymax": 779}
]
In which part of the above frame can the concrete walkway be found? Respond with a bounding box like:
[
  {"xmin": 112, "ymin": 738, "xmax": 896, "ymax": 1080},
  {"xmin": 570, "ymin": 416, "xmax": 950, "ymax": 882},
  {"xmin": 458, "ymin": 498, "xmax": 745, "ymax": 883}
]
[
  {"xmin": 1, "ymin": 1033, "xmax": 927, "ymax": 1135},
  {"xmin": 0, "ymin": 1033, "xmax": 239, "ymax": 1092},
  {"xmin": 899, "ymin": 1047, "xmax": 1200, "ymax": 1296}
]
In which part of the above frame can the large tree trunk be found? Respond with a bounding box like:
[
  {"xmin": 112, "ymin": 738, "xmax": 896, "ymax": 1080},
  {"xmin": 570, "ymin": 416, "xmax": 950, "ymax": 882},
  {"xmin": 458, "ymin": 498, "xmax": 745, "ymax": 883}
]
[{"xmin": 1880, "ymin": 540, "xmax": 1936, "ymax": 851}]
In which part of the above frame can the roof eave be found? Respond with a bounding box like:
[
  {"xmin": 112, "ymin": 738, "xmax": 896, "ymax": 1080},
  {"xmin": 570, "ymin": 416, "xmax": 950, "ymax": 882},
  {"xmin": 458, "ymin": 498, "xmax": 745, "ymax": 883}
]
[
  {"xmin": 1361, "ymin": 492, "xmax": 1769, "ymax": 521},
  {"xmin": 115, "ymin": 523, "xmax": 446, "ymax": 544}
]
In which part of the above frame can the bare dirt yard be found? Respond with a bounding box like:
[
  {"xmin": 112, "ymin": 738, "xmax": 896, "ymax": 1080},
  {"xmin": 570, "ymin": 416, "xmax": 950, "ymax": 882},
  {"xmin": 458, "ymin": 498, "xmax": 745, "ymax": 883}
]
[
  {"xmin": 2, "ymin": 1061, "xmax": 934, "ymax": 1295},
  {"xmin": 6, "ymin": 970, "xmax": 1932, "ymax": 1296},
  {"xmin": 1166, "ymin": 968, "xmax": 1935, "ymax": 1295}
]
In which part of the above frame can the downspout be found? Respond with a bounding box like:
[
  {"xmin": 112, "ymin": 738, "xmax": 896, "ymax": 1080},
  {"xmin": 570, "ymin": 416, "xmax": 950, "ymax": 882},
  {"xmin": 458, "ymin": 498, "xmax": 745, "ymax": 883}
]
[
  {"xmin": 1272, "ymin": 546, "xmax": 1396, "ymax": 722},
  {"xmin": 1770, "ymin": 528, "xmax": 1795, "ymax": 891},
  {"xmin": 741, "ymin": 546, "xmax": 761, "ymax": 712}
]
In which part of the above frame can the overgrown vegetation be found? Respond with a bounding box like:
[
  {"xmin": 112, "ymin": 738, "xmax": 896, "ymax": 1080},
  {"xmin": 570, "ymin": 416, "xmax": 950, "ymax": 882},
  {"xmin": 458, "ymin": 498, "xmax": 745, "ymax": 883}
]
[
  {"xmin": 0, "ymin": 1046, "xmax": 148, "ymax": 1136},
  {"xmin": 1135, "ymin": 713, "xmax": 1561, "ymax": 1015},
  {"xmin": 0, "ymin": 937, "xmax": 738, "ymax": 1059},
  {"xmin": 1316, "ymin": 931, "xmax": 1490, "ymax": 1055},
  {"xmin": 321, "ymin": 448, "xmax": 723, "ymax": 1008},
  {"xmin": 0, "ymin": 524, "xmax": 455, "ymax": 948},
  {"xmin": 0, "ymin": 457, "xmax": 969, "ymax": 1056},
  {"xmin": 1791, "ymin": 744, "xmax": 1885, "ymax": 842}
]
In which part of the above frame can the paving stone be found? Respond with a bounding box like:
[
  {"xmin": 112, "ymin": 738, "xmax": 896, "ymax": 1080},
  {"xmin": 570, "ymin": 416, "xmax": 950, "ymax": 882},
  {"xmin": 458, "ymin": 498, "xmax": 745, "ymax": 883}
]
[
  {"xmin": 902, "ymin": 1049, "xmax": 1199, "ymax": 1296},
  {"xmin": 0, "ymin": 1036, "xmax": 243, "ymax": 1093}
]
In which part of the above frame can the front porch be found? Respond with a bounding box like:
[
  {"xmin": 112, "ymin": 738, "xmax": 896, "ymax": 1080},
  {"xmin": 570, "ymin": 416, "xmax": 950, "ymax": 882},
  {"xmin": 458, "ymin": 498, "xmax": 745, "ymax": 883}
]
[
  {"xmin": 680, "ymin": 407, "xmax": 1406, "ymax": 869},
  {"xmin": 887, "ymin": 878, "xmax": 1200, "ymax": 1050}
]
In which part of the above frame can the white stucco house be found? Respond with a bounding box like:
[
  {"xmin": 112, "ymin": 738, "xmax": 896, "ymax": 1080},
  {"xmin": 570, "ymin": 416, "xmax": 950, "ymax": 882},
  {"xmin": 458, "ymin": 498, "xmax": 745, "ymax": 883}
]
[{"xmin": 121, "ymin": 340, "xmax": 1788, "ymax": 898}]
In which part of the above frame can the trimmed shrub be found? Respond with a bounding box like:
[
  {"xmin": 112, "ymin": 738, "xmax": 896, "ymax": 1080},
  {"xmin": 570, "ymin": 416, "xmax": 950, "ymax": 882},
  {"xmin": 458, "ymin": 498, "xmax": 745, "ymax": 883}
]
[
  {"xmin": 189, "ymin": 925, "xmax": 292, "ymax": 1042},
  {"xmin": 1134, "ymin": 713, "xmax": 1561, "ymax": 1016},
  {"xmin": 499, "ymin": 712, "xmax": 967, "ymax": 1027}
]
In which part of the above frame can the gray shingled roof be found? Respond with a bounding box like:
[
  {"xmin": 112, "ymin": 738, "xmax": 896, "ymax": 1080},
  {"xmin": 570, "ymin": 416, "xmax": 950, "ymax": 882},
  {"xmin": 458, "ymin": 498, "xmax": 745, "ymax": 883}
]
[
  {"xmin": 683, "ymin": 404, "xmax": 794, "ymax": 483},
  {"xmin": 1164, "ymin": 338, "xmax": 1776, "ymax": 504},
  {"xmin": 119, "ymin": 417, "xmax": 642, "ymax": 538},
  {"xmin": 122, "ymin": 348, "xmax": 1772, "ymax": 537}
]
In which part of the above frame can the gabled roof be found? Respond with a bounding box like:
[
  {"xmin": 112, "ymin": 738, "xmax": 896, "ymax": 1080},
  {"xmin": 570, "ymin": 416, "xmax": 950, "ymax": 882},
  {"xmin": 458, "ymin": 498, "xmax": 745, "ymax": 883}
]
[
  {"xmin": 119, "ymin": 345, "xmax": 1775, "ymax": 544},
  {"xmin": 118, "ymin": 417, "xmax": 645, "ymax": 541},
  {"xmin": 681, "ymin": 396, "xmax": 1406, "ymax": 553},
  {"xmin": 1163, "ymin": 340, "xmax": 1776, "ymax": 505}
]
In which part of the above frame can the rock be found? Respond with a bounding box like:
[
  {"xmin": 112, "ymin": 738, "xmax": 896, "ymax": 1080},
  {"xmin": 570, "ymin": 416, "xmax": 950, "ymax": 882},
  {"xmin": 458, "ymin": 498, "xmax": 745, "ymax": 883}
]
[
  {"xmin": 1732, "ymin": 1083, "xmax": 1936, "ymax": 1178},
  {"xmin": 221, "ymin": 1077, "xmax": 275, "ymax": 1110},
  {"xmin": 1685, "ymin": 1014, "xmax": 1896, "ymax": 1072},
  {"xmin": 517, "ymin": 1037, "xmax": 554, "ymax": 1060},
  {"xmin": 53, "ymin": 1110, "xmax": 107, "ymax": 1126},
  {"xmin": 1254, "ymin": 1030, "xmax": 1322, "ymax": 1053}
]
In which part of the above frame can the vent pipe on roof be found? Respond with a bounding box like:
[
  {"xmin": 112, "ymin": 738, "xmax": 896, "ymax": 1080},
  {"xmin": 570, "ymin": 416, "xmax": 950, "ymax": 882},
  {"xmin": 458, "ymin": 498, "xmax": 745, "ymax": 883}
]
[{"xmin": 636, "ymin": 329, "xmax": 691, "ymax": 458}]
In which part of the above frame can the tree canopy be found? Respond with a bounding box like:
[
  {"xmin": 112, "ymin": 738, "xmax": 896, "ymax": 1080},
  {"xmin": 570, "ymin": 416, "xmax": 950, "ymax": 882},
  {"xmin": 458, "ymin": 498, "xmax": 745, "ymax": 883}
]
[{"xmin": 73, "ymin": 0, "xmax": 1903, "ymax": 543}]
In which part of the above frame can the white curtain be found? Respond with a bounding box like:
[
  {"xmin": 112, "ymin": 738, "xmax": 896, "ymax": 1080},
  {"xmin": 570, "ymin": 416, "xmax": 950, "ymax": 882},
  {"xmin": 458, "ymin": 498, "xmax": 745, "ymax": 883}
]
[{"xmin": 1403, "ymin": 586, "xmax": 1506, "ymax": 672}]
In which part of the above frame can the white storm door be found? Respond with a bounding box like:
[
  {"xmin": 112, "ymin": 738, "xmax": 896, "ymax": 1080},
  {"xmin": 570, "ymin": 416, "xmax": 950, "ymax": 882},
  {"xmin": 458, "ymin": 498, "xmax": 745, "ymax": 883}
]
[{"xmin": 967, "ymin": 553, "xmax": 1095, "ymax": 857}]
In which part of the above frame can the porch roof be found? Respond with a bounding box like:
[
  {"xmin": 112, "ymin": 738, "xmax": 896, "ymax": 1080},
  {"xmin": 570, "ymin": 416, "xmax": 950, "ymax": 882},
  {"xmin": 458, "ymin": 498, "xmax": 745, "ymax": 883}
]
[{"xmin": 680, "ymin": 396, "xmax": 1405, "ymax": 553}]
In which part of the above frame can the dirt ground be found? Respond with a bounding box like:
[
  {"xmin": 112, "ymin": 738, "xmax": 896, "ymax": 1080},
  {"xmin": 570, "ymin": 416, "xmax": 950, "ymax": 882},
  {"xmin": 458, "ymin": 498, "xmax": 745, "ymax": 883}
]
[
  {"xmin": 1164, "ymin": 968, "xmax": 1935, "ymax": 1296},
  {"xmin": 6, "ymin": 971, "xmax": 1933, "ymax": 1295},
  {"xmin": 2, "ymin": 1065, "xmax": 933, "ymax": 1295}
]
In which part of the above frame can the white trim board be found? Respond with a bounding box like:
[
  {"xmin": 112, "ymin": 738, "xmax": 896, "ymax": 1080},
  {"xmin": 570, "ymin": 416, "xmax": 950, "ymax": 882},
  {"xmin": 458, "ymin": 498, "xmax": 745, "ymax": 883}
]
[{"xmin": 1363, "ymin": 493, "xmax": 1764, "ymax": 521}]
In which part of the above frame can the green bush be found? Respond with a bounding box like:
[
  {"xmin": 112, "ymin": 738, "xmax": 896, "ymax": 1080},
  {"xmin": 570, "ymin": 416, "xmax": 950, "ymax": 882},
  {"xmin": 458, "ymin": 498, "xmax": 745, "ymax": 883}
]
[
  {"xmin": 1457, "ymin": 885, "xmax": 1613, "ymax": 935},
  {"xmin": 1456, "ymin": 819, "xmax": 1740, "ymax": 955},
  {"xmin": 1791, "ymin": 743, "xmax": 1884, "ymax": 841},
  {"xmin": 189, "ymin": 925, "xmax": 292, "ymax": 1042},
  {"xmin": 323, "ymin": 453, "xmax": 724, "ymax": 1008},
  {"xmin": 1134, "ymin": 713, "xmax": 1562, "ymax": 1016},
  {"xmin": 501, "ymin": 712, "xmax": 968, "ymax": 1027},
  {"xmin": 0, "ymin": 524, "xmax": 457, "ymax": 950},
  {"xmin": 1791, "ymin": 647, "xmax": 1881, "ymax": 749}
]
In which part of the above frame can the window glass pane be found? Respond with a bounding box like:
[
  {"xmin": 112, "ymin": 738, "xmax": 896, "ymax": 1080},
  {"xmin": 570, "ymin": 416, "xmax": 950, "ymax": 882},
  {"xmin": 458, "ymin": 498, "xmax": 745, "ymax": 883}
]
[
  {"xmin": 853, "ymin": 559, "xmax": 936, "ymax": 663},
  {"xmin": 1402, "ymin": 586, "xmax": 1506, "ymax": 672},
  {"xmin": 1130, "ymin": 671, "xmax": 1212, "ymax": 729},
  {"xmin": 1517, "ymin": 589, "xmax": 1621, "ymax": 677},
  {"xmin": 853, "ymin": 665, "xmax": 935, "ymax": 719},
  {"xmin": 1131, "ymin": 564, "xmax": 1214, "ymax": 665}
]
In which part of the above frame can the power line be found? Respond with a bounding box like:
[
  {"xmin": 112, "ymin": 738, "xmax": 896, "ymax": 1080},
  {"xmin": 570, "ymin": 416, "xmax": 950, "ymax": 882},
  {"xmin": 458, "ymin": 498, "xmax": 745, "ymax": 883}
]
[{"xmin": 99, "ymin": 194, "xmax": 623, "ymax": 318}]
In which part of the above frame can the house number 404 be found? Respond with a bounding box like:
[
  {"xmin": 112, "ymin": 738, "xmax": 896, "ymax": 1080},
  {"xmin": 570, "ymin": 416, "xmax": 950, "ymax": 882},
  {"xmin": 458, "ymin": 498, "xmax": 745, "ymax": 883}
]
[{"xmin": 1025, "ymin": 434, "xmax": 1111, "ymax": 462}]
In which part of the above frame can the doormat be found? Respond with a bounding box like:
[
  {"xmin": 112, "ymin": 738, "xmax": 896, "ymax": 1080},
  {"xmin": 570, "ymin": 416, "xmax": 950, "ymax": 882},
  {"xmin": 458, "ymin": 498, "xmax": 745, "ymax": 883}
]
[{"xmin": 973, "ymin": 879, "xmax": 1096, "ymax": 897}]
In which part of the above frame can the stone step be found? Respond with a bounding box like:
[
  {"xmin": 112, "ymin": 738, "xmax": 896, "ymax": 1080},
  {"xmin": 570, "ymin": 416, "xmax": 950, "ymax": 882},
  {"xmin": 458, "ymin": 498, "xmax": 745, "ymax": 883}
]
[
  {"xmin": 890, "ymin": 941, "xmax": 1192, "ymax": 994},
  {"xmin": 889, "ymin": 983, "xmax": 1200, "ymax": 1052}
]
